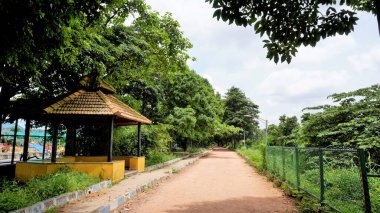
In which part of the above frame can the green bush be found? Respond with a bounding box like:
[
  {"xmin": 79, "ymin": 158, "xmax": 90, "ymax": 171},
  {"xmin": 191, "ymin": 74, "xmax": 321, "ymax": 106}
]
[
  {"xmin": 146, "ymin": 150, "xmax": 176, "ymax": 166},
  {"xmin": 237, "ymin": 145, "xmax": 265, "ymax": 172},
  {"xmin": 0, "ymin": 167, "xmax": 99, "ymax": 212},
  {"xmin": 187, "ymin": 147, "xmax": 206, "ymax": 154}
]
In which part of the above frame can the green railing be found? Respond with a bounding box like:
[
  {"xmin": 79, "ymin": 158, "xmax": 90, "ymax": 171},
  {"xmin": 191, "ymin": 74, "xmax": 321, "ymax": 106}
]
[{"xmin": 265, "ymin": 146, "xmax": 380, "ymax": 213}]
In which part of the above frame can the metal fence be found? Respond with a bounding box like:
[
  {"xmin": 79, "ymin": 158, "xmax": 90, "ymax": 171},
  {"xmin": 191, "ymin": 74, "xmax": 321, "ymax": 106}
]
[{"xmin": 265, "ymin": 146, "xmax": 380, "ymax": 213}]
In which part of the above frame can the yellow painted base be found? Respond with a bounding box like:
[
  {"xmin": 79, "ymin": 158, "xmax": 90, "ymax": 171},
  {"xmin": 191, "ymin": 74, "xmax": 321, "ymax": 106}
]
[
  {"xmin": 16, "ymin": 156, "xmax": 145, "ymax": 183},
  {"xmin": 15, "ymin": 160, "xmax": 125, "ymax": 183},
  {"xmin": 129, "ymin": 157, "xmax": 145, "ymax": 172}
]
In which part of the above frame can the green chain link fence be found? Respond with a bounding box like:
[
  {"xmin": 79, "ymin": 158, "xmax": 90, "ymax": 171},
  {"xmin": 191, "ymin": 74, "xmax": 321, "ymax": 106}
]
[{"xmin": 265, "ymin": 146, "xmax": 380, "ymax": 213}]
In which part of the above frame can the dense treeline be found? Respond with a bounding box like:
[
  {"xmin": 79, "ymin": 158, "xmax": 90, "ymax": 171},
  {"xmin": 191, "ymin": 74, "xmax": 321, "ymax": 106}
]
[
  {"xmin": 0, "ymin": 0, "xmax": 260, "ymax": 156},
  {"xmin": 266, "ymin": 85, "xmax": 380, "ymax": 162}
]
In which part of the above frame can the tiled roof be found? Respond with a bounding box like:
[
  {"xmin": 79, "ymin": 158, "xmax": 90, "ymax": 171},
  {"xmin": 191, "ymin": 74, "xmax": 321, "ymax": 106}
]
[{"xmin": 43, "ymin": 89, "xmax": 151, "ymax": 125}]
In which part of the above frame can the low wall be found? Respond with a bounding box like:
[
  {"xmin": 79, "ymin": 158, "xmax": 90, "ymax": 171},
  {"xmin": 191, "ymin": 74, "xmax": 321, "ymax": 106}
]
[
  {"xmin": 40, "ymin": 156, "xmax": 145, "ymax": 171},
  {"xmin": 15, "ymin": 160, "xmax": 125, "ymax": 183}
]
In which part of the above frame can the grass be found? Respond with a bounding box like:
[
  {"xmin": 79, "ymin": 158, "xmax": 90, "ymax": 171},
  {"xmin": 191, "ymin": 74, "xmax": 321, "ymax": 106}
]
[
  {"xmin": 0, "ymin": 167, "xmax": 99, "ymax": 212},
  {"xmin": 236, "ymin": 144, "xmax": 266, "ymax": 172},
  {"xmin": 146, "ymin": 150, "xmax": 177, "ymax": 167},
  {"xmin": 187, "ymin": 147, "xmax": 206, "ymax": 154},
  {"xmin": 239, "ymin": 145, "xmax": 380, "ymax": 213}
]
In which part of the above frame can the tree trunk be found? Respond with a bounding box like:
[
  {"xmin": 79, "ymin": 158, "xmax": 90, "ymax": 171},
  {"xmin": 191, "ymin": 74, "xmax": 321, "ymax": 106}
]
[
  {"xmin": 181, "ymin": 140, "xmax": 187, "ymax": 151},
  {"xmin": 375, "ymin": 0, "xmax": 380, "ymax": 36},
  {"xmin": 0, "ymin": 116, "xmax": 2, "ymax": 143}
]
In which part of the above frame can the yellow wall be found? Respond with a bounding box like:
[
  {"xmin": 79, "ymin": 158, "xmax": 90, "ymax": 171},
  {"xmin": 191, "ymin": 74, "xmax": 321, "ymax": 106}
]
[
  {"xmin": 75, "ymin": 156, "xmax": 107, "ymax": 162},
  {"xmin": 129, "ymin": 157, "xmax": 145, "ymax": 172},
  {"xmin": 39, "ymin": 157, "xmax": 76, "ymax": 163},
  {"xmin": 15, "ymin": 160, "xmax": 125, "ymax": 183}
]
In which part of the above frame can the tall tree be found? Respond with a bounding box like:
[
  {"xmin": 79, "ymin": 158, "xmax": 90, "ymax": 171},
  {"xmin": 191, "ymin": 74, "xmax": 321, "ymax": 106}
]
[
  {"xmin": 206, "ymin": 0, "xmax": 378, "ymax": 63},
  {"xmin": 223, "ymin": 86, "xmax": 260, "ymax": 140},
  {"xmin": 301, "ymin": 84, "xmax": 380, "ymax": 160},
  {"xmin": 268, "ymin": 115, "xmax": 299, "ymax": 146}
]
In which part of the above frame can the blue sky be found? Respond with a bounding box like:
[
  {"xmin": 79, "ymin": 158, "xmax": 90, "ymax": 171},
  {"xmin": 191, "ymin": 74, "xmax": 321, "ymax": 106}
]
[{"xmin": 146, "ymin": 0, "xmax": 380, "ymax": 125}]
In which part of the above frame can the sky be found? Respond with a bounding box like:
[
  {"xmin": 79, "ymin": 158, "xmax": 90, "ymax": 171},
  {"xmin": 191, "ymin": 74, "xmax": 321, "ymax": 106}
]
[{"xmin": 148, "ymin": 0, "xmax": 380, "ymax": 125}]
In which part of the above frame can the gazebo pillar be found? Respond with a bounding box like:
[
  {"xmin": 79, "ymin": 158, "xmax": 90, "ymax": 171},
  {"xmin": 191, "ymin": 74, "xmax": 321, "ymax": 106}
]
[
  {"xmin": 137, "ymin": 122, "xmax": 141, "ymax": 157},
  {"xmin": 65, "ymin": 124, "xmax": 77, "ymax": 156},
  {"xmin": 42, "ymin": 125, "xmax": 47, "ymax": 160},
  {"xmin": 11, "ymin": 119, "xmax": 18, "ymax": 164},
  {"xmin": 22, "ymin": 118, "xmax": 31, "ymax": 162},
  {"xmin": 51, "ymin": 123, "xmax": 58, "ymax": 163},
  {"xmin": 107, "ymin": 117, "xmax": 114, "ymax": 162}
]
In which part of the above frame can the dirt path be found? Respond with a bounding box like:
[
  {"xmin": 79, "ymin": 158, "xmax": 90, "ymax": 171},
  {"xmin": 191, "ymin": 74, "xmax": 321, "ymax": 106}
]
[{"xmin": 118, "ymin": 148, "xmax": 297, "ymax": 213}]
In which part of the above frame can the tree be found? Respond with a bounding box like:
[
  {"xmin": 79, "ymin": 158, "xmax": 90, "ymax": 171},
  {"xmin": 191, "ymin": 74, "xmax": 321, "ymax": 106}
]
[
  {"xmin": 206, "ymin": 0, "xmax": 378, "ymax": 63},
  {"xmin": 268, "ymin": 115, "xmax": 299, "ymax": 146},
  {"xmin": 301, "ymin": 84, "xmax": 380, "ymax": 161},
  {"xmin": 166, "ymin": 107, "xmax": 197, "ymax": 151},
  {"xmin": 164, "ymin": 71, "xmax": 225, "ymax": 149},
  {"xmin": 223, "ymin": 86, "xmax": 260, "ymax": 141}
]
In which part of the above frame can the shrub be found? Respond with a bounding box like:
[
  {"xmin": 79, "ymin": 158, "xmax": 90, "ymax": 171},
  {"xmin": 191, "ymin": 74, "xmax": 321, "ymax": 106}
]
[
  {"xmin": 0, "ymin": 167, "xmax": 99, "ymax": 212},
  {"xmin": 146, "ymin": 150, "xmax": 176, "ymax": 166},
  {"xmin": 237, "ymin": 145, "xmax": 265, "ymax": 172},
  {"xmin": 187, "ymin": 147, "xmax": 206, "ymax": 154}
]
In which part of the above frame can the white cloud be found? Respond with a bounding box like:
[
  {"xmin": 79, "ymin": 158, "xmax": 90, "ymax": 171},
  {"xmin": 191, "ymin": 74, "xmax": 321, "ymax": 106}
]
[
  {"xmin": 294, "ymin": 35, "xmax": 357, "ymax": 64},
  {"xmin": 258, "ymin": 69, "xmax": 351, "ymax": 101},
  {"xmin": 348, "ymin": 45, "xmax": 380, "ymax": 72}
]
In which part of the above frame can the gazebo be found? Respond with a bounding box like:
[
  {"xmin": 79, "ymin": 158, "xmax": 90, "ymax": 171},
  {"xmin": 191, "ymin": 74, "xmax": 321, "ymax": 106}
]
[{"xmin": 14, "ymin": 77, "xmax": 151, "ymax": 182}]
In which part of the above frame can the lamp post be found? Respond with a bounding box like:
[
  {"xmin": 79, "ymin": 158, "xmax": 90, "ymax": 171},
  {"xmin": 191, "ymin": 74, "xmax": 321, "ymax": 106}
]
[
  {"xmin": 243, "ymin": 130, "xmax": 246, "ymax": 147},
  {"xmin": 244, "ymin": 115, "xmax": 268, "ymax": 146}
]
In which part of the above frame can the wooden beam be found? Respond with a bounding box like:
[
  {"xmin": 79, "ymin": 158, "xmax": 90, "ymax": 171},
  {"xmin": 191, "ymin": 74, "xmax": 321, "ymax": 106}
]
[
  {"xmin": 23, "ymin": 118, "xmax": 31, "ymax": 162},
  {"xmin": 42, "ymin": 125, "xmax": 47, "ymax": 160},
  {"xmin": 107, "ymin": 117, "xmax": 114, "ymax": 162},
  {"xmin": 11, "ymin": 119, "xmax": 18, "ymax": 164},
  {"xmin": 137, "ymin": 122, "xmax": 141, "ymax": 157},
  {"xmin": 51, "ymin": 123, "xmax": 58, "ymax": 163}
]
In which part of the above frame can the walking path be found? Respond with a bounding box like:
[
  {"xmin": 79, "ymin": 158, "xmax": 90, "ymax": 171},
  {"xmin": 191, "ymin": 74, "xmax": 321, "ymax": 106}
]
[
  {"xmin": 119, "ymin": 148, "xmax": 297, "ymax": 213},
  {"xmin": 57, "ymin": 155, "xmax": 204, "ymax": 213}
]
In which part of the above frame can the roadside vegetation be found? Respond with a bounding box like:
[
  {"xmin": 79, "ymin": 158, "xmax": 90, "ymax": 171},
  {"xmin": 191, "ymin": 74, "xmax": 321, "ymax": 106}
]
[
  {"xmin": 0, "ymin": 167, "xmax": 98, "ymax": 212},
  {"xmin": 146, "ymin": 151, "xmax": 177, "ymax": 167}
]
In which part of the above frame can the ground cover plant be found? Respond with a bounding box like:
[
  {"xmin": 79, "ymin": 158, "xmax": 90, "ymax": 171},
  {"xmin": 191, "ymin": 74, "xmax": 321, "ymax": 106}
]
[
  {"xmin": 0, "ymin": 167, "xmax": 98, "ymax": 212},
  {"xmin": 238, "ymin": 145, "xmax": 380, "ymax": 213},
  {"xmin": 145, "ymin": 150, "xmax": 177, "ymax": 167}
]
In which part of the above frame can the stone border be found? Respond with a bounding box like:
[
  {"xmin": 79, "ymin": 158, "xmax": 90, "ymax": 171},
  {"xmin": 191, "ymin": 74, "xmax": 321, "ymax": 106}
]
[
  {"xmin": 144, "ymin": 150, "xmax": 211, "ymax": 172},
  {"xmin": 92, "ymin": 151, "xmax": 210, "ymax": 213},
  {"xmin": 11, "ymin": 180, "xmax": 112, "ymax": 213}
]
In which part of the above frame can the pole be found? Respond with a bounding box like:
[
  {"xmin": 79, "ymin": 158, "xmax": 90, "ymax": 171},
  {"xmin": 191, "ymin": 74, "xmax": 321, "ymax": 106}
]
[
  {"xmin": 282, "ymin": 146, "xmax": 285, "ymax": 180},
  {"xmin": 22, "ymin": 118, "xmax": 31, "ymax": 162},
  {"xmin": 42, "ymin": 125, "xmax": 47, "ymax": 160},
  {"xmin": 358, "ymin": 149, "xmax": 371, "ymax": 213},
  {"xmin": 107, "ymin": 117, "xmax": 114, "ymax": 162},
  {"xmin": 265, "ymin": 120, "xmax": 268, "ymax": 145},
  {"xmin": 51, "ymin": 123, "xmax": 58, "ymax": 163},
  {"xmin": 137, "ymin": 122, "xmax": 141, "ymax": 157},
  {"xmin": 11, "ymin": 119, "xmax": 18, "ymax": 164},
  {"xmin": 319, "ymin": 148, "xmax": 325, "ymax": 205},
  {"xmin": 243, "ymin": 130, "xmax": 246, "ymax": 147},
  {"xmin": 295, "ymin": 147, "xmax": 300, "ymax": 191}
]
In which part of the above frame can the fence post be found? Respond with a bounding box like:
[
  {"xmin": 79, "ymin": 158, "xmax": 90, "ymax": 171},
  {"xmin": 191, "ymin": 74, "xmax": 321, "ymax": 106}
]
[
  {"xmin": 282, "ymin": 146, "xmax": 285, "ymax": 180},
  {"xmin": 295, "ymin": 147, "xmax": 300, "ymax": 191},
  {"xmin": 358, "ymin": 148, "xmax": 371, "ymax": 213},
  {"xmin": 319, "ymin": 148, "xmax": 325, "ymax": 205},
  {"xmin": 273, "ymin": 149, "xmax": 277, "ymax": 175}
]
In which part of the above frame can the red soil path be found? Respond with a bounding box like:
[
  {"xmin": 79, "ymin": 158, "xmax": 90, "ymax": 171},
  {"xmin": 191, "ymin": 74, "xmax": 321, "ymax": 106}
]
[{"xmin": 118, "ymin": 148, "xmax": 297, "ymax": 213}]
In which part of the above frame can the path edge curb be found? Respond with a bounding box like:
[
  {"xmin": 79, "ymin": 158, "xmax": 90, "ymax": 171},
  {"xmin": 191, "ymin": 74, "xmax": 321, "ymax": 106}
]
[
  {"xmin": 11, "ymin": 180, "xmax": 112, "ymax": 213},
  {"xmin": 91, "ymin": 151, "xmax": 210, "ymax": 213}
]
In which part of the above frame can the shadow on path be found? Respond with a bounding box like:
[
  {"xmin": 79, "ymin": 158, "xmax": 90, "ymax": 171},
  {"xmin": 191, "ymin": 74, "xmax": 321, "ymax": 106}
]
[{"xmin": 166, "ymin": 196, "xmax": 297, "ymax": 213}]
